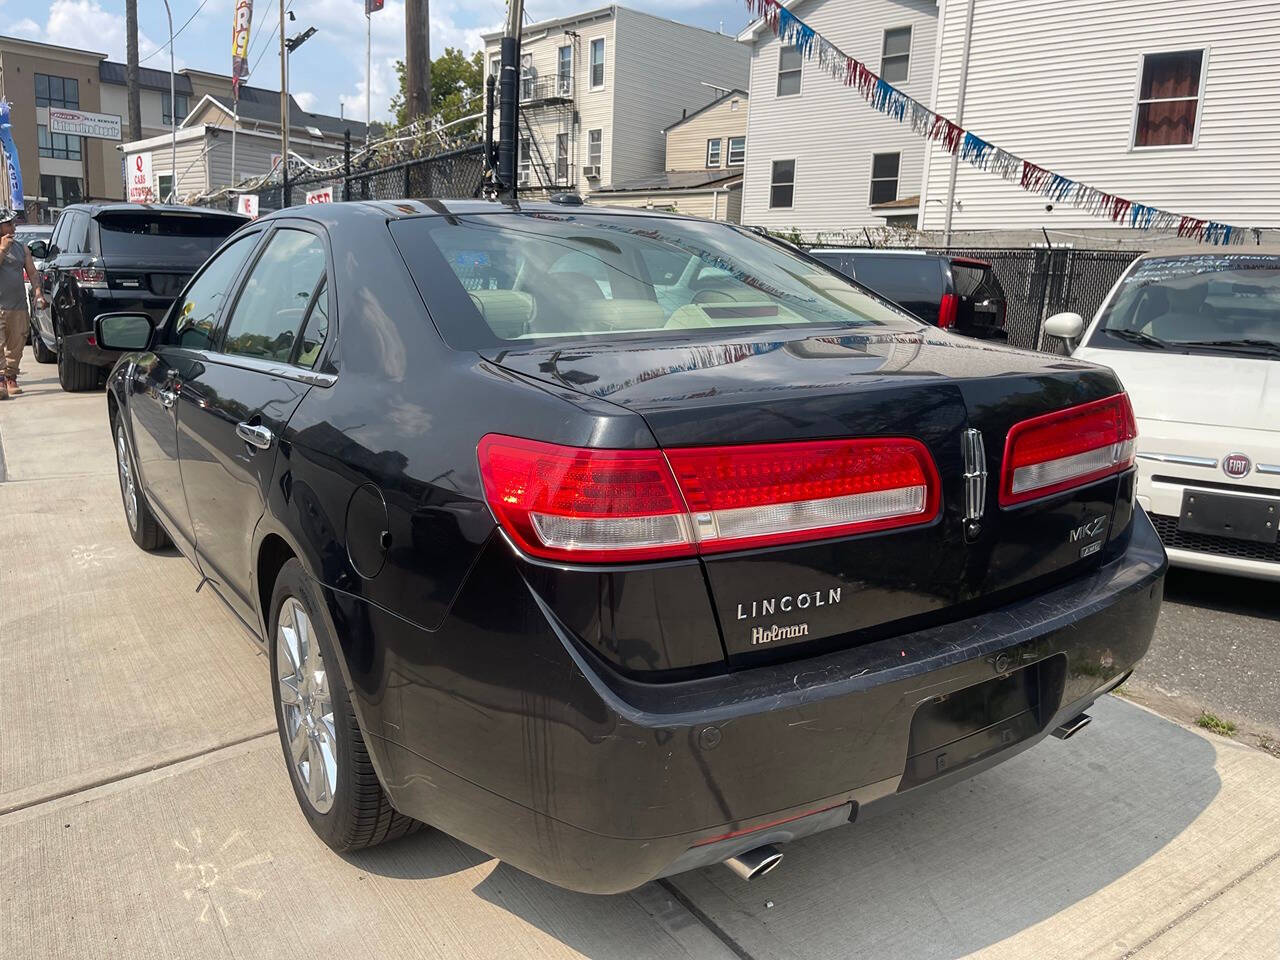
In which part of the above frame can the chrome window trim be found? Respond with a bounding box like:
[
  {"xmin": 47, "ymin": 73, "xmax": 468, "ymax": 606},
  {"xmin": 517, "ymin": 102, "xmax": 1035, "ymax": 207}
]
[
  {"xmin": 1136, "ymin": 452, "xmax": 1218, "ymax": 468},
  {"xmin": 168, "ymin": 347, "xmax": 337, "ymax": 387}
]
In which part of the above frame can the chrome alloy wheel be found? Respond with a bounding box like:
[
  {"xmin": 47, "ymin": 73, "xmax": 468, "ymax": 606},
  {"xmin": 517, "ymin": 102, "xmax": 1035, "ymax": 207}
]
[
  {"xmin": 276, "ymin": 598, "xmax": 338, "ymax": 814},
  {"xmin": 115, "ymin": 427, "xmax": 138, "ymax": 531}
]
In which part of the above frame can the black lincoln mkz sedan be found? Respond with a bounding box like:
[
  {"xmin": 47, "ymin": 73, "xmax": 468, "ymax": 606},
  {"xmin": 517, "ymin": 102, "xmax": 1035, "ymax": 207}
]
[{"xmin": 99, "ymin": 200, "xmax": 1166, "ymax": 894}]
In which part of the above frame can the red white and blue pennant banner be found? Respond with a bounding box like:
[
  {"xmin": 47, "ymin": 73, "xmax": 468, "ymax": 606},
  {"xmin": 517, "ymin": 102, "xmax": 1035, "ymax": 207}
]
[{"xmin": 746, "ymin": 0, "xmax": 1248, "ymax": 245}]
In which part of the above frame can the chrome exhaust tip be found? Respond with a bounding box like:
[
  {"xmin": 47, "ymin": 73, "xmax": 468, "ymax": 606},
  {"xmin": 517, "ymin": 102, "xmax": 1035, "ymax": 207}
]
[
  {"xmin": 724, "ymin": 844, "xmax": 784, "ymax": 881},
  {"xmin": 1052, "ymin": 712, "xmax": 1092, "ymax": 740}
]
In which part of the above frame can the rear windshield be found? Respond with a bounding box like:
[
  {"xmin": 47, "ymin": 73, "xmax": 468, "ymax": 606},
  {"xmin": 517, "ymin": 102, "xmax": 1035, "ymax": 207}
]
[
  {"xmin": 390, "ymin": 214, "xmax": 921, "ymax": 349},
  {"xmin": 96, "ymin": 213, "xmax": 243, "ymax": 260},
  {"xmin": 1089, "ymin": 255, "xmax": 1280, "ymax": 358}
]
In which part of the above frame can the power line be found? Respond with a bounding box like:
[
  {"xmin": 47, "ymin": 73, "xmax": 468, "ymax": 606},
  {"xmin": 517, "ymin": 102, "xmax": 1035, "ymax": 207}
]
[
  {"xmin": 139, "ymin": 0, "xmax": 212, "ymax": 63},
  {"xmin": 248, "ymin": 0, "xmax": 296, "ymax": 79}
]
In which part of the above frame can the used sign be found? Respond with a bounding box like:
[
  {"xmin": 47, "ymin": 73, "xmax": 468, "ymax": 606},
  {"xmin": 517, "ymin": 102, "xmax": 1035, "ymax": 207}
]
[
  {"xmin": 305, "ymin": 187, "xmax": 334, "ymax": 204},
  {"xmin": 236, "ymin": 194, "xmax": 260, "ymax": 218},
  {"xmin": 49, "ymin": 108, "xmax": 122, "ymax": 141}
]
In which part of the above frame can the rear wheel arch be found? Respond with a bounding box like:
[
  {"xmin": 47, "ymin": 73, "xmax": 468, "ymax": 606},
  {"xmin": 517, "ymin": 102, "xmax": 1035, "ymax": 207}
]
[{"xmin": 256, "ymin": 533, "xmax": 298, "ymax": 639}]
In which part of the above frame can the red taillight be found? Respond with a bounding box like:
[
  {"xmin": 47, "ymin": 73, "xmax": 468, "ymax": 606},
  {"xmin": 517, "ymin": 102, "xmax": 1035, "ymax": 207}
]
[
  {"xmin": 1000, "ymin": 393, "xmax": 1138, "ymax": 507},
  {"xmin": 71, "ymin": 267, "xmax": 108, "ymax": 288},
  {"xmin": 667, "ymin": 438, "xmax": 940, "ymax": 553},
  {"xmin": 478, "ymin": 434, "xmax": 940, "ymax": 563},
  {"xmin": 477, "ymin": 435, "xmax": 692, "ymax": 563},
  {"xmin": 938, "ymin": 292, "xmax": 958, "ymax": 329}
]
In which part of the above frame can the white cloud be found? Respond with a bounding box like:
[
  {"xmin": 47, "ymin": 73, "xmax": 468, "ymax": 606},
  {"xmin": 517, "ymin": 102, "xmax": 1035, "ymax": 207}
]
[
  {"xmin": 34, "ymin": 0, "xmax": 164, "ymax": 61},
  {"xmin": 293, "ymin": 90, "xmax": 319, "ymax": 111}
]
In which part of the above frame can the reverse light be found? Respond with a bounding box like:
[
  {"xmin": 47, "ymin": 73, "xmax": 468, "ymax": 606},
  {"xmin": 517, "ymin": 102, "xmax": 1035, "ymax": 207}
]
[
  {"xmin": 478, "ymin": 434, "xmax": 940, "ymax": 564},
  {"xmin": 71, "ymin": 266, "xmax": 108, "ymax": 289},
  {"xmin": 1000, "ymin": 393, "xmax": 1137, "ymax": 507},
  {"xmin": 938, "ymin": 292, "xmax": 958, "ymax": 329}
]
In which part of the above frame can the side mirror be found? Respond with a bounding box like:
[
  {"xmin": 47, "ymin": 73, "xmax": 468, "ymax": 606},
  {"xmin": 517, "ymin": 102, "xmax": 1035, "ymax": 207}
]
[
  {"xmin": 95, "ymin": 312, "xmax": 156, "ymax": 352},
  {"xmin": 1043, "ymin": 312, "xmax": 1085, "ymax": 342},
  {"xmin": 27, "ymin": 239, "xmax": 48, "ymax": 260}
]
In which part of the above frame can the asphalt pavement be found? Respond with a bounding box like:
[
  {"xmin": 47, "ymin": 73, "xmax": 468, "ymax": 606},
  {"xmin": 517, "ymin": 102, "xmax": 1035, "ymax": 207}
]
[{"xmin": 2, "ymin": 349, "xmax": 1279, "ymax": 960}]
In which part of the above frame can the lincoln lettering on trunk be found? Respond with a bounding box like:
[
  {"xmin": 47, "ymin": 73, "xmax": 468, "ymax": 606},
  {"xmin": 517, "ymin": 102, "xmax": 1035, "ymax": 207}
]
[{"xmin": 736, "ymin": 587, "xmax": 843, "ymax": 621}]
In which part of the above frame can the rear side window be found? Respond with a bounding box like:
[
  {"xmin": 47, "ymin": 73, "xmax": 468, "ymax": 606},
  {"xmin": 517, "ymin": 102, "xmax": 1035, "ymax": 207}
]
[
  {"xmin": 97, "ymin": 212, "xmax": 243, "ymax": 261},
  {"xmin": 848, "ymin": 254, "xmax": 943, "ymax": 304},
  {"xmin": 170, "ymin": 234, "xmax": 258, "ymax": 350},
  {"xmin": 951, "ymin": 264, "xmax": 988, "ymax": 299},
  {"xmin": 222, "ymin": 229, "xmax": 327, "ymax": 363}
]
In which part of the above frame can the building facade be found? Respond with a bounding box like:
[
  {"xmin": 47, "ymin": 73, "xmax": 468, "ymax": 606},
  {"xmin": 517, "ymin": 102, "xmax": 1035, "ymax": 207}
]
[
  {"xmin": 594, "ymin": 89, "xmax": 748, "ymax": 220},
  {"xmin": 481, "ymin": 5, "xmax": 749, "ymax": 198},
  {"xmin": 738, "ymin": 0, "xmax": 939, "ymax": 235},
  {"xmin": 0, "ymin": 34, "xmax": 358, "ymax": 221},
  {"xmin": 918, "ymin": 0, "xmax": 1280, "ymax": 239}
]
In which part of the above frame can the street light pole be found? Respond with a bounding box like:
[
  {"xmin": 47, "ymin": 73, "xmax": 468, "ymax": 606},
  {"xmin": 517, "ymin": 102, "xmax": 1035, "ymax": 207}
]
[
  {"xmin": 161, "ymin": 0, "xmax": 177, "ymax": 201},
  {"xmin": 942, "ymin": 0, "xmax": 976, "ymax": 249},
  {"xmin": 279, "ymin": 0, "xmax": 289, "ymax": 205}
]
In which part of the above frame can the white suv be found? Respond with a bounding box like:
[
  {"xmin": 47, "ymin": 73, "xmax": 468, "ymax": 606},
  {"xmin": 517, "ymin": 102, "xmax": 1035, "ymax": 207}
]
[{"xmin": 1045, "ymin": 252, "xmax": 1280, "ymax": 581}]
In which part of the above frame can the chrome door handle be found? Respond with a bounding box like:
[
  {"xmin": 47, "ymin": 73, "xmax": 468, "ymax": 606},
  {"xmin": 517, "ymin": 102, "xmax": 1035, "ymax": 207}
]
[
  {"xmin": 158, "ymin": 389, "xmax": 177, "ymax": 409},
  {"xmin": 236, "ymin": 422, "xmax": 274, "ymax": 451}
]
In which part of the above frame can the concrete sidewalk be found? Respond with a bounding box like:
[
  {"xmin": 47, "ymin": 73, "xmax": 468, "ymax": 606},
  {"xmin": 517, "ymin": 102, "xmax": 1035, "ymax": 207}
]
[{"xmin": 2, "ymin": 351, "xmax": 1278, "ymax": 959}]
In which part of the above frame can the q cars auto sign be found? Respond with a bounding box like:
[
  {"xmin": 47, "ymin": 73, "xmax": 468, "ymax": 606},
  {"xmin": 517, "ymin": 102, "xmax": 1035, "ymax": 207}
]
[
  {"xmin": 48, "ymin": 108, "xmax": 122, "ymax": 141},
  {"xmin": 126, "ymin": 153, "xmax": 155, "ymax": 203}
]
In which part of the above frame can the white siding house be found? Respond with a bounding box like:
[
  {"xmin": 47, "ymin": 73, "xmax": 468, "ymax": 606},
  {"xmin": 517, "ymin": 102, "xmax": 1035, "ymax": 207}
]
[
  {"xmin": 739, "ymin": 0, "xmax": 939, "ymax": 234},
  {"xmin": 482, "ymin": 5, "xmax": 748, "ymax": 198},
  {"xmin": 919, "ymin": 0, "xmax": 1280, "ymax": 237}
]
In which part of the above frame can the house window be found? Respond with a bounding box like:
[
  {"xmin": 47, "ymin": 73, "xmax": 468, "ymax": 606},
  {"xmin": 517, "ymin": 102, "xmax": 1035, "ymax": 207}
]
[
  {"xmin": 777, "ymin": 47, "xmax": 802, "ymax": 96},
  {"xmin": 587, "ymin": 128, "xmax": 602, "ymax": 169},
  {"xmin": 1133, "ymin": 49, "xmax": 1205, "ymax": 147},
  {"xmin": 158, "ymin": 174, "xmax": 174, "ymax": 200},
  {"xmin": 706, "ymin": 138, "xmax": 722, "ymax": 167},
  {"xmin": 557, "ymin": 45, "xmax": 573, "ymax": 95},
  {"xmin": 869, "ymin": 152, "xmax": 900, "ymax": 204},
  {"xmin": 881, "ymin": 27, "xmax": 912, "ymax": 84},
  {"xmin": 769, "ymin": 159, "xmax": 795, "ymax": 208},
  {"xmin": 519, "ymin": 136, "xmax": 531, "ymax": 185},
  {"xmin": 556, "ymin": 132, "xmax": 569, "ymax": 182},
  {"xmin": 35, "ymin": 73, "xmax": 80, "ymax": 109},
  {"xmin": 162, "ymin": 92, "xmax": 189, "ymax": 125},
  {"xmin": 590, "ymin": 38, "xmax": 605, "ymax": 89},
  {"xmin": 37, "ymin": 125, "xmax": 82, "ymax": 162},
  {"xmin": 39, "ymin": 174, "xmax": 83, "ymax": 209},
  {"xmin": 727, "ymin": 136, "xmax": 746, "ymax": 165},
  {"xmin": 520, "ymin": 53, "xmax": 534, "ymax": 100},
  {"xmin": 490, "ymin": 55, "xmax": 501, "ymax": 80}
]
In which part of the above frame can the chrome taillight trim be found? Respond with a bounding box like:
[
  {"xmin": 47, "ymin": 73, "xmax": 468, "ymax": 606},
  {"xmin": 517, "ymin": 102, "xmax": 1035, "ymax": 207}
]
[{"xmin": 962, "ymin": 428, "xmax": 987, "ymax": 522}]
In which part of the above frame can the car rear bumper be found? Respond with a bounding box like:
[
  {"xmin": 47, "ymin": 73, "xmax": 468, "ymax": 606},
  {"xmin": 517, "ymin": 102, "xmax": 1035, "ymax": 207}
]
[
  {"xmin": 59, "ymin": 331, "xmax": 123, "ymax": 369},
  {"xmin": 322, "ymin": 508, "xmax": 1166, "ymax": 894}
]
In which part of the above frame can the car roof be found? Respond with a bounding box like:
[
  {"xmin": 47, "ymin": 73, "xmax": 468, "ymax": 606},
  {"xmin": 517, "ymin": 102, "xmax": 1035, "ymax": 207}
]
[
  {"xmin": 1134, "ymin": 249, "xmax": 1280, "ymax": 262},
  {"xmin": 255, "ymin": 197, "xmax": 724, "ymax": 228},
  {"xmin": 61, "ymin": 202, "xmax": 248, "ymax": 220},
  {"xmin": 808, "ymin": 248, "xmax": 932, "ymax": 257}
]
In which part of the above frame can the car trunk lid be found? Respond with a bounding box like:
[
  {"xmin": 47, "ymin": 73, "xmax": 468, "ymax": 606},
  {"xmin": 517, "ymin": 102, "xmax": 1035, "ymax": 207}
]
[{"xmin": 488, "ymin": 328, "xmax": 1130, "ymax": 665}]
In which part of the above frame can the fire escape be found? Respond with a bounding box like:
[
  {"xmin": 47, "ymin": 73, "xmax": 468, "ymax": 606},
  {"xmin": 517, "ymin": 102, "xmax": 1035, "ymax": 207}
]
[{"xmin": 516, "ymin": 39, "xmax": 577, "ymax": 195}]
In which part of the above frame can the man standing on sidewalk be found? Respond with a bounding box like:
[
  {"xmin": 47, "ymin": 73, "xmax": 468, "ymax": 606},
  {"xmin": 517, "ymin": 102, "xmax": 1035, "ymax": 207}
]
[{"xmin": 0, "ymin": 210, "xmax": 46, "ymax": 399}]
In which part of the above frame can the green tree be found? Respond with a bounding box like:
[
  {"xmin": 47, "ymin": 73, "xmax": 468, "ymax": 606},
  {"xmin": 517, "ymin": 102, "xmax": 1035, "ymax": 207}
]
[{"xmin": 389, "ymin": 48, "xmax": 484, "ymax": 133}]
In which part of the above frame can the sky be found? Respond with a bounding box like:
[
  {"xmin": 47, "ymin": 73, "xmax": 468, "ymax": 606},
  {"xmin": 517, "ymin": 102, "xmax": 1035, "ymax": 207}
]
[{"xmin": 9, "ymin": 0, "xmax": 754, "ymax": 124}]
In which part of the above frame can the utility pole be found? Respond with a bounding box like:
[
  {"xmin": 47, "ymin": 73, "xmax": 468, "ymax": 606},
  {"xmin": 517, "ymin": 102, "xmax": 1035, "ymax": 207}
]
[
  {"xmin": 496, "ymin": 0, "xmax": 522, "ymax": 199},
  {"xmin": 279, "ymin": 0, "xmax": 289, "ymax": 205},
  {"xmin": 125, "ymin": 0, "xmax": 142, "ymax": 141},
  {"xmin": 405, "ymin": 0, "xmax": 431, "ymax": 123},
  {"xmin": 942, "ymin": 0, "xmax": 976, "ymax": 249}
]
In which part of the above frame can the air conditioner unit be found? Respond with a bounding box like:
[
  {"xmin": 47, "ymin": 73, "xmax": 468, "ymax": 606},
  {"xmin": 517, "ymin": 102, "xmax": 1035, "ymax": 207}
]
[{"xmin": 582, "ymin": 165, "xmax": 600, "ymax": 179}]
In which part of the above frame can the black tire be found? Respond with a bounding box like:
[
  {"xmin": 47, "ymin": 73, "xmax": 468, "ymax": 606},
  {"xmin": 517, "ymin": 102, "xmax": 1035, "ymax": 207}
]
[
  {"xmin": 58, "ymin": 347, "xmax": 99, "ymax": 391},
  {"xmin": 114, "ymin": 419, "xmax": 170, "ymax": 551},
  {"xmin": 269, "ymin": 558, "xmax": 421, "ymax": 851},
  {"xmin": 32, "ymin": 331, "xmax": 55, "ymax": 364}
]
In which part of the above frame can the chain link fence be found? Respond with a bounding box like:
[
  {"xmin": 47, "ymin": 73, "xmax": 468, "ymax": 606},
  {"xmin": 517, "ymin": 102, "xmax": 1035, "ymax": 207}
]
[
  {"xmin": 941, "ymin": 247, "xmax": 1141, "ymax": 351},
  {"xmin": 233, "ymin": 141, "xmax": 487, "ymax": 215}
]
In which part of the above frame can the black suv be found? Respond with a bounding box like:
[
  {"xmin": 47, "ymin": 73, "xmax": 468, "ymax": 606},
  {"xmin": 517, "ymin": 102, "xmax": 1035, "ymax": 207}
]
[
  {"xmin": 37, "ymin": 204, "xmax": 247, "ymax": 390},
  {"xmin": 809, "ymin": 249, "xmax": 1009, "ymax": 340}
]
